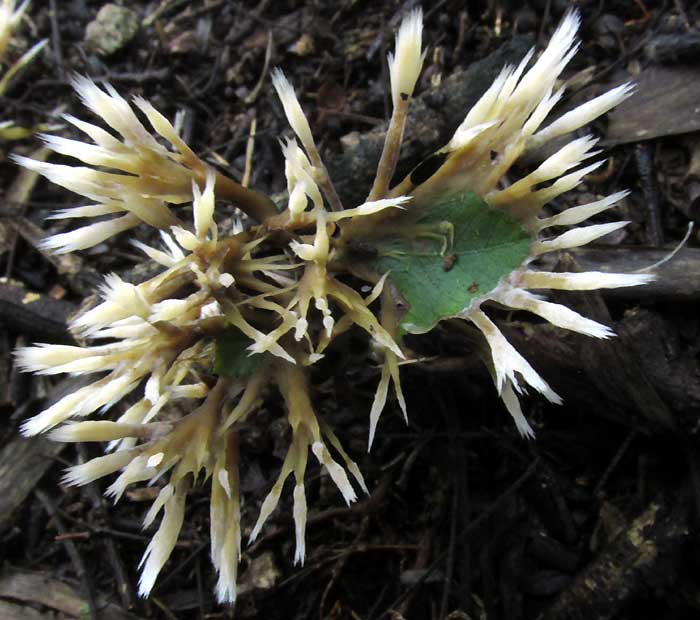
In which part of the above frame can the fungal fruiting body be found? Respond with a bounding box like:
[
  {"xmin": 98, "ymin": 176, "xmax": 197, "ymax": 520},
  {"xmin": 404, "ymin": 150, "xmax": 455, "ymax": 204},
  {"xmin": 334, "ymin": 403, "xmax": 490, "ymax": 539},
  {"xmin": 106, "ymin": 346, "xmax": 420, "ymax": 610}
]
[{"xmin": 15, "ymin": 9, "xmax": 651, "ymax": 602}]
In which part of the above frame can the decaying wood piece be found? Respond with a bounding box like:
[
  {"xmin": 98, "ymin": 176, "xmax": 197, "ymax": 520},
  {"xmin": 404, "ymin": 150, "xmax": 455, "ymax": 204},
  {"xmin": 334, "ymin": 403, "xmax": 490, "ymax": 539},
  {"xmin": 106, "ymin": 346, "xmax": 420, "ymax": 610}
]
[
  {"xmin": 0, "ymin": 280, "xmax": 76, "ymax": 341},
  {"xmin": 645, "ymin": 33, "xmax": 700, "ymax": 63},
  {"xmin": 542, "ymin": 495, "xmax": 690, "ymax": 620},
  {"xmin": 0, "ymin": 568, "xmax": 144, "ymax": 620},
  {"xmin": 619, "ymin": 308, "xmax": 700, "ymax": 426},
  {"xmin": 0, "ymin": 377, "xmax": 92, "ymax": 533},
  {"xmin": 0, "ymin": 600, "xmax": 47, "ymax": 620},
  {"xmin": 0, "ymin": 435, "xmax": 64, "ymax": 533},
  {"xmin": 605, "ymin": 65, "xmax": 700, "ymax": 145}
]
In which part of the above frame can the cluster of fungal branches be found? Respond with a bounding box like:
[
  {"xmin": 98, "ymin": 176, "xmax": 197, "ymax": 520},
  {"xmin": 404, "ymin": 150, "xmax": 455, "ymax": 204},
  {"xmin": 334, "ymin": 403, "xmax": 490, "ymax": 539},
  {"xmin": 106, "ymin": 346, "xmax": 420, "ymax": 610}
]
[{"xmin": 15, "ymin": 9, "xmax": 649, "ymax": 602}]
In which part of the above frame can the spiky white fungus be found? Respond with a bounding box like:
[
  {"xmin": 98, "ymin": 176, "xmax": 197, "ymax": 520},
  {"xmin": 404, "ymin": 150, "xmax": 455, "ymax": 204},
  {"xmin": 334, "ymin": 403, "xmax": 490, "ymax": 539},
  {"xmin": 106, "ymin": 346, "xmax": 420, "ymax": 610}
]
[{"xmin": 13, "ymin": 7, "xmax": 652, "ymax": 604}]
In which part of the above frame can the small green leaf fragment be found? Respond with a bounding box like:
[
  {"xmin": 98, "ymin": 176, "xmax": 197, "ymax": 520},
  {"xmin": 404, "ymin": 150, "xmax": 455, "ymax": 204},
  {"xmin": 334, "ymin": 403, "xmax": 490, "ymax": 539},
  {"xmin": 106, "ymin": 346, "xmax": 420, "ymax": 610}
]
[
  {"xmin": 214, "ymin": 328, "xmax": 267, "ymax": 378},
  {"xmin": 366, "ymin": 191, "xmax": 531, "ymax": 335}
]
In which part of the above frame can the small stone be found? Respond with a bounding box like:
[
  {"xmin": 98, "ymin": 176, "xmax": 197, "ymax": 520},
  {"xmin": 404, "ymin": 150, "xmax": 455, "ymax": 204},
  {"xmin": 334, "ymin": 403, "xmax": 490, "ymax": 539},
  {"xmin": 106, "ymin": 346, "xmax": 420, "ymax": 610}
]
[
  {"xmin": 340, "ymin": 131, "xmax": 361, "ymax": 151},
  {"xmin": 243, "ymin": 552, "xmax": 281, "ymax": 590},
  {"xmin": 84, "ymin": 4, "xmax": 139, "ymax": 57},
  {"xmin": 289, "ymin": 33, "xmax": 315, "ymax": 57}
]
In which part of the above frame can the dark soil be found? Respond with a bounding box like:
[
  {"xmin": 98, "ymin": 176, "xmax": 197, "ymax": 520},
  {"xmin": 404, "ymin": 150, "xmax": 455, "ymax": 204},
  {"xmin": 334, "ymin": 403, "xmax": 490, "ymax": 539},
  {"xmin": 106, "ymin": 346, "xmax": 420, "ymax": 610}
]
[{"xmin": 2, "ymin": 1, "xmax": 700, "ymax": 619}]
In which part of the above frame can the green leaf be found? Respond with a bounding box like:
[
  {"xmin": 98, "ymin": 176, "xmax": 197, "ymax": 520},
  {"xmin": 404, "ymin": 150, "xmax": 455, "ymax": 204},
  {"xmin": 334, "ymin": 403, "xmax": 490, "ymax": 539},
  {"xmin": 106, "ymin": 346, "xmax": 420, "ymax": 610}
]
[
  {"xmin": 365, "ymin": 191, "xmax": 531, "ymax": 334},
  {"xmin": 214, "ymin": 327, "xmax": 267, "ymax": 378}
]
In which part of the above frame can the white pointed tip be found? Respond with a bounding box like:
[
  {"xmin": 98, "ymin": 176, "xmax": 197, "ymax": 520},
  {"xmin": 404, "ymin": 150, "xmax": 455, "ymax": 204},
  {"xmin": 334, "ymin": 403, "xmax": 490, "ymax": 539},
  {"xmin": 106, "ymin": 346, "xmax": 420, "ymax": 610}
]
[
  {"xmin": 248, "ymin": 525, "xmax": 261, "ymax": 545},
  {"xmin": 193, "ymin": 169, "xmax": 216, "ymax": 239},
  {"xmin": 20, "ymin": 416, "xmax": 46, "ymax": 437},
  {"xmin": 215, "ymin": 587, "xmax": 236, "ymax": 605},
  {"xmin": 517, "ymin": 423, "xmax": 536, "ymax": 440},
  {"xmin": 271, "ymin": 67, "xmax": 315, "ymax": 151},
  {"xmin": 270, "ymin": 66, "xmax": 289, "ymax": 92},
  {"xmin": 626, "ymin": 273, "xmax": 656, "ymax": 285},
  {"xmin": 69, "ymin": 72, "xmax": 95, "ymax": 95},
  {"xmin": 367, "ymin": 423, "xmax": 377, "ymax": 453},
  {"xmin": 10, "ymin": 153, "xmax": 42, "ymax": 171},
  {"xmin": 388, "ymin": 7, "xmax": 425, "ymax": 106},
  {"xmin": 292, "ymin": 483, "xmax": 307, "ymax": 566},
  {"xmin": 137, "ymin": 575, "xmax": 156, "ymax": 599},
  {"xmin": 311, "ymin": 441, "xmax": 357, "ymax": 505},
  {"xmin": 561, "ymin": 8, "xmax": 581, "ymax": 31},
  {"xmin": 547, "ymin": 390, "xmax": 564, "ymax": 406}
]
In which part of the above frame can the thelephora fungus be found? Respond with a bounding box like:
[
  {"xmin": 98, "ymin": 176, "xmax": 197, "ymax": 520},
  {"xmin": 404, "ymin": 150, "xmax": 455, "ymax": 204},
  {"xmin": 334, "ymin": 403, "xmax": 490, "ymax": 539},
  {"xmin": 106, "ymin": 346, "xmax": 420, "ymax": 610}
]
[{"xmin": 16, "ymin": 9, "xmax": 652, "ymax": 603}]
